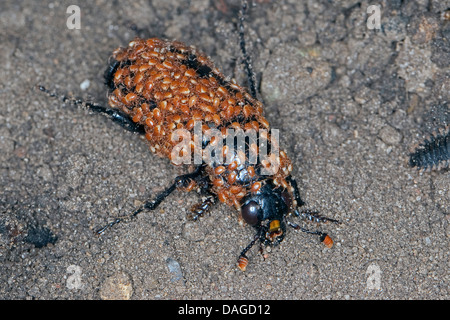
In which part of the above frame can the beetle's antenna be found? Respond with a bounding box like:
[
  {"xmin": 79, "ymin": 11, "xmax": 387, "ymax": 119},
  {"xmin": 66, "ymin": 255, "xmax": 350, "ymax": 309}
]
[
  {"xmin": 237, "ymin": 227, "xmax": 264, "ymax": 271},
  {"xmin": 287, "ymin": 221, "xmax": 334, "ymax": 248}
]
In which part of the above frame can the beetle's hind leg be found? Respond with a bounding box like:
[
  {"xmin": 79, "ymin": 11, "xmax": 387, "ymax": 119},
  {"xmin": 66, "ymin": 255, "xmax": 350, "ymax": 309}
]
[
  {"xmin": 96, "ymin": 166, "xmax": 206, "ymax": 235},
  {"xmin": 104, "ymin": 58, "xmax": 120, "ymax": 90},
  {"xmin": 87, "ymin": 101, "xmax": 146, "ymax": 134}
]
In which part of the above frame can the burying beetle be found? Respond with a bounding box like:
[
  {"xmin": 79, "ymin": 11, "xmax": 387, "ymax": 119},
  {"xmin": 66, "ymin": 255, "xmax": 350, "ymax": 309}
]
[{"xmin": 40, "ymin": 0, "xmax": 339, "ymax": 271}]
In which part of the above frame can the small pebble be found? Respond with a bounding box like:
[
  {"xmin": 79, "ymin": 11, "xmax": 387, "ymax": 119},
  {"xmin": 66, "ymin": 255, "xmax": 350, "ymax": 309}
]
[
  {"xmin": 166, "ymin": 258, "xmax": 183, "ymax": 282},
  {"xmin": 80, "ymin": 79, "xmax": 90, "ymax": 90},
  {"xmin": 99, "ymin": 272, "xmax": 133, "ymax": 300},
  {"xmin": 379, "ymin": 125, "xmax": 403, "ymax": 145}
]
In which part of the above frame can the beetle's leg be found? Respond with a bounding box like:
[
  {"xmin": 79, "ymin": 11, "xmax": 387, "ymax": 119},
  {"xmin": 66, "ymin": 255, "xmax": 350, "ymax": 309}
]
[
  {"xmin": 96, "ymin": 166, "xmax": 205, "ymax": 235},
  {"xmin": 104, "ymin": 58, "xmax": 120, "ymax": 90},
  {"xmin": 86, "ymin": 101, "xmax": 146, "ymax": 134},
  {"xmin": 185, "ymin": 174, "xmax": 218, "ymax": 221},
  {"xmin": 187, "ymin": 194, "xmax": 216, "ymax": 221},
  {"xmin": 38, "ymin": 85, "xmax": 146, "ymax": 135},
  {"xmin": 95, "ymin": 181, "xmax": 178, "ymax": 235},
  {"xmin": 286, "ymin": 175, "xmax": 305, "ymax": 207}
]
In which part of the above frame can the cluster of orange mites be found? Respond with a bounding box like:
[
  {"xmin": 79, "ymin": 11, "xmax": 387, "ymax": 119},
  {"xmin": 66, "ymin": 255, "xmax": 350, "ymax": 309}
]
[
  {"xmin": 108, "ymin": 38, "xmax": 293, "ymax": 208},
  {"xmin": 205, "ymin": 148, "xmax": 293, "ymax": 209}
]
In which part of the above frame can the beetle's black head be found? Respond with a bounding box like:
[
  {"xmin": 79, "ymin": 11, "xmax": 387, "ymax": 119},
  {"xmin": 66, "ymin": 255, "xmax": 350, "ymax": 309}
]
[{"xmin": 240, "ymin": 180, "xmax": 294, "ymax": 245}]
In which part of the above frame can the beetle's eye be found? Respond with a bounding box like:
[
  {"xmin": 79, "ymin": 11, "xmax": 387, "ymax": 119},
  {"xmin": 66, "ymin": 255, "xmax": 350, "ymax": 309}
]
[{"xmin": 241, "ymin": 201, "xmax": 260, "ymax": 226}]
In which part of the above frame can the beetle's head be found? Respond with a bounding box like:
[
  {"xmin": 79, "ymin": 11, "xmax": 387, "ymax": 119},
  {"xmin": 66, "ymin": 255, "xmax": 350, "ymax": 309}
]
[
  {"xmin": 237, "ymin": 177, "xmax": 338, "ymax": 271},
  {"xmin": 240, "ymin": 180, "xmax": 294, "ymax": 245}
]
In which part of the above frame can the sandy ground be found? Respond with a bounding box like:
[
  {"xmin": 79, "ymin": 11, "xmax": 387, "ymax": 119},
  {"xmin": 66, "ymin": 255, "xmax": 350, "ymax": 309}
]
[{"xmin": 0, "ymin": 0, "xmax": 449, "ymax": 300}]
